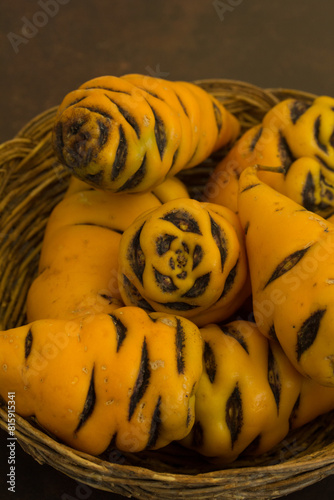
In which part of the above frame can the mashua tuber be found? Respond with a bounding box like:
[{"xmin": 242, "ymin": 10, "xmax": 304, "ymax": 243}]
[
  {"xmin": 0, "ymin": 307, "xmax": 203, "ymax": 455},
  {"xmin": 181, "ymin": 319, "xmax": 334, "ymax": 463},
  {"xmin": 117, "ymin": 197, "xmax": 250, "ymax": 326},
  {"xmin": 26, "ymin": 176, "xmax": 189, "ymax": 322},
  {"xmin": 52, "ymin": 74, "xmax": 240, "ymax": 193},
  {"xmin": 237, "ymin": 165, "xmax": 334, "ymax": 387},
  {"xmin": 206, "ymin": 96, "xmax": 334, "ymax": 217}
]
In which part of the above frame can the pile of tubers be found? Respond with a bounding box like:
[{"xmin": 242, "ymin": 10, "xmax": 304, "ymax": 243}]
[{"xmin": 1, "ymin": 74, "xmax": 334, "ymax": 465}]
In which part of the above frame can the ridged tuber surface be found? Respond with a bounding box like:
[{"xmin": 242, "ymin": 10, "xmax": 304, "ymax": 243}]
[{"xmin": 52, "ymin": 74, "xmax": 240, "ymax": 193}]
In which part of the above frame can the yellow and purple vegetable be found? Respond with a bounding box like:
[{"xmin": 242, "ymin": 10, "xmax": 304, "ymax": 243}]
[
  {"xmin": 237, "ymin": 165, "xmax": 334, "ymax": 387},
  {"xmin": 27, "ymin": 176, "xmax": 189, "ymax": 322},
  {"xmin": 0, "ymin": 307, "xmax": 203, "ymax": 455},
  {"xmin": 181, "ymin": 320, "xmax": 334, "ymax": 463},
  {"xmin": 117, "ymin": 197, "xmax": 250, "ymax": 326},
  {"xmin": 52, "ymin": 74, "xmax": 240, "ymax": 193},
  {"xmin": 206, "ymin": 96, "xmax": 334, "ymax": 217}
]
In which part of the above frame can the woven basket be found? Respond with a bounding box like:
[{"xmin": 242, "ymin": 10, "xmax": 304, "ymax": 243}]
[{"xmin": 1, "ymin": 79, "xmax": 334, "ymax": 499}]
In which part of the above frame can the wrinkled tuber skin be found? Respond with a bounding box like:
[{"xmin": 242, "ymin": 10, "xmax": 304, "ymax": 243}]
[
  {"xmin": 52, "ymin": 74, "xmax": 240, "ymax": 193},
  {"xmin": 26, "ymin": 176, "xmax": 189, "ymax": 322},
  {"xmin": 118, "ymin": 197, "xmax": 250, "ymax": 326},
  {"xmin": 238, "ymin": 165, "xmax": 334, "ymax": 387},
  {"xmin": 0, "ymin": 307, "xmax": 203, "ymax": 456},
  {"xmin": 206, "ymin": 96, "xmax": 334, "ymax": 218},
  {"xmin": 180, "ymin": 320, "xmax": 334, "ymax": 464}
]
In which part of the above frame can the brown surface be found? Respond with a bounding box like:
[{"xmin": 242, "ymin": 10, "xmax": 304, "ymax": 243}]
[
  {"xmin": 1, "ymin": 0, "xmax": 334, "ymax": 143},
  {"xmin": 1, "ymin": 1, "xmax": 334, "ymax": 499}
]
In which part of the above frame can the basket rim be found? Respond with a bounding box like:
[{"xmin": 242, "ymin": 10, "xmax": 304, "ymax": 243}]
[{"xmin": 1, "ymin": 406, "xmax": 333, "ymax": 483}]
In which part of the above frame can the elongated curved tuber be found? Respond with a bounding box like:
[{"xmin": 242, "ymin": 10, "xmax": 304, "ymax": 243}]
[{"xmin": 52, "ymin": 74, "xmax": 240, "ymax": 193}]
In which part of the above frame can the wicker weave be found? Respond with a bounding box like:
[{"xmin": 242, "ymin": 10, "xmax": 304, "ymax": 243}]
[{"xmin": 0, "ymin": 79, "xmax": 333, "ymax": 499}]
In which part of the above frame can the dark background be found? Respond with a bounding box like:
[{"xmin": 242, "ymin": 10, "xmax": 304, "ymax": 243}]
[
  {"xmin": 0, "ymin": 0, "xmax": 334, "ymax": 498},
  {"xmin": 1, "ymin": 0, "xmax": 334, "ymax": 142}
]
